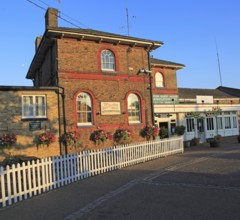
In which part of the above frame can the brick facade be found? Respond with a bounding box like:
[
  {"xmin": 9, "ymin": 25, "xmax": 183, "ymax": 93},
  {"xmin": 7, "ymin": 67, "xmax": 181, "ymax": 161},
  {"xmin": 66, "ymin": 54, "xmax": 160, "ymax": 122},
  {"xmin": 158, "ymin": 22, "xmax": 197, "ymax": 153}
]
[
  {"xmin": 0, "ymin": 87, "xmax": 60, "ymax": 162},
  {"xmin": 56, "ymin": 38, "xmax": 153, "ymax": 149}
]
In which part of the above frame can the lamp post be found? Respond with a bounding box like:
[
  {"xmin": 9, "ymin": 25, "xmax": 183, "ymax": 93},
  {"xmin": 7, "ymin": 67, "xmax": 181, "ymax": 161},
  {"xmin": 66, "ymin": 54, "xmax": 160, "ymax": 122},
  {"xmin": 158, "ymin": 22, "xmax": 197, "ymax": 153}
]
[{"xmin": 138, "ymin": 68, "xmax": 155, "ymax": 126}]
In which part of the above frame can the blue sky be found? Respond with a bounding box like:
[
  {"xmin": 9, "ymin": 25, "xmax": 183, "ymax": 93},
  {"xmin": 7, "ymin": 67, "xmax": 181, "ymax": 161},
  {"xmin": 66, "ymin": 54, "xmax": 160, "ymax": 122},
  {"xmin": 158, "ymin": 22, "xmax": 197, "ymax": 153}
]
[{"xmin": 1, "ymin": 0, "xmax": 239, "ymax": 89}]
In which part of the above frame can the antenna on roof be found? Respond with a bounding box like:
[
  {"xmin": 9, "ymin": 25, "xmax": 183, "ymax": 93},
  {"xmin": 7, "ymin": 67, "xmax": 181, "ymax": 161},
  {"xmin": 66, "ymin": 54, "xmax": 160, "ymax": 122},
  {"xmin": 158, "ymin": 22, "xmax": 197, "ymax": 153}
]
[
  {"xmin": 215, "ymin": 38, "xmax": 223, "ymax": 86},
  {"xmin": 126, "ymin": 0, "xmax": 130, "ymax": 36},
  {"xmin": 57, "ymin": 0, "xmax": 61, "ymax": 16}
]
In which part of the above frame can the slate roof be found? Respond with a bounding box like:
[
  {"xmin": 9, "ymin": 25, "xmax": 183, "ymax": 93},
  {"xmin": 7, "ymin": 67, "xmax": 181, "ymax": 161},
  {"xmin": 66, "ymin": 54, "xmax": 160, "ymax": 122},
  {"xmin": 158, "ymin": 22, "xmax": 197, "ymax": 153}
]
[
  {"xmin": 150, "ymin": 58, "xmax": 185, "ymax": 69},
  {"xmin": 178, "ymin": 88, "xmax": 236, "ymax": 99},
  {"xmin": 48, "ymin": 26, "xmax": 164, "ymax": 47},
  {"xmin": 217, "ymin": 86, "xmax": 240, "ymax": 97}
]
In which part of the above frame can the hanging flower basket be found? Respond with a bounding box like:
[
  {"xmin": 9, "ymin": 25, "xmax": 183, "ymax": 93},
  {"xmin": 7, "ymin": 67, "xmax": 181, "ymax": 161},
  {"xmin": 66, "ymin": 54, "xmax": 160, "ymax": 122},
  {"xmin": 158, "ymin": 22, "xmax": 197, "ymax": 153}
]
[
  {"xmin": 60, "ymin": 131, "xmax": 81, "ymax": 147},
  {"xmin": 141, "ymin": 125, "xmax": 159, "ymax": 141},
  {"xmin": 0, "ymin": 132, "xmax": 17, "ymax": 148},
  {"xmin": 90, "ymin": 130, "xmax": 112, "ymax": 145},
  {"xmin": 113, "ymin": 129, "xmax": 132, "ymax": 145},
  {"xmin": 34, "ymin": 131, "xmax": 56, "ymax": 148}
]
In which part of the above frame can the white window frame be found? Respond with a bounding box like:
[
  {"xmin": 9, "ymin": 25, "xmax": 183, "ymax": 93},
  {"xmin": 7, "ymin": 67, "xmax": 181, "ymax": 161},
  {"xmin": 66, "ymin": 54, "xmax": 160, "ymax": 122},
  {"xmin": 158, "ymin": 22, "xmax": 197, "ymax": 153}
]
[
  {"xmin": 76, "ymin": 92, "xmax": 93, "ymax": 126},
  {"xmin": 186, "ymin": 118, "xmax": 194, "ymax": 132},
  {"xmin": 22, "ymin": 95, "xmax": 46, "ymax": 119},
  {"xmin": 217, "ymin": 116, "xmax": 223, "ymax": 130},
  {"xmin": 101, "ymin": 49, "xmax": 115, "ymax": 72},
  {"xmin": 224, "ymin": 116, "xmax": 231, "ymax": 129},
  {"xmin": 206, "ymin": 117, "xmax": 214, "ymax": 131},
  {"xmin": 233, "ymin": 116, "xmax": 238, "ymax": 128}
]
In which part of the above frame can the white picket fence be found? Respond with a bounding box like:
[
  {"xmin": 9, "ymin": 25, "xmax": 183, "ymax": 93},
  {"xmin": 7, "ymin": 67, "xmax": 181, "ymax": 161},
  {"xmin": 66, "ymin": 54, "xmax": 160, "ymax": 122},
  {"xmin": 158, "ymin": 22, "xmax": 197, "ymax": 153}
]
[{"xmin": 0, "ymin": 136, "xmax": 183, "ymax": 208}]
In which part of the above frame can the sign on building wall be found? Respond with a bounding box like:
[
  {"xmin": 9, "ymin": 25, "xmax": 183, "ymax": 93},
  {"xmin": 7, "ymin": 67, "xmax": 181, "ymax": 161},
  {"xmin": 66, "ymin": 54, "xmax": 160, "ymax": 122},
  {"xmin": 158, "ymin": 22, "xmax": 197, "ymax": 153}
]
[
  {"xmin": 29, "ymin": 121, "xmax": 42, "ymax": 131},
  {"xmin": 101, "ymin": 102, "xmax": 121, "ymax": 115},
  {"xmin": 196, "ymin": 96, "xmax": 213, "ymax": 104},
  {"xmin": 153, "ymin": 95, "xmax": 179, "ymax": 104}
]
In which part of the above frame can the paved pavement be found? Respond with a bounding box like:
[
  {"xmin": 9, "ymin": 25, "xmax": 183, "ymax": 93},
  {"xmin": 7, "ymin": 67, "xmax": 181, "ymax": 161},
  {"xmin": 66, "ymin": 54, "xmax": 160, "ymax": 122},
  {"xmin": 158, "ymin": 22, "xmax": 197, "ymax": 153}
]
[{"xmin": 0, "ymin": 136, "xmax": 240, "ymax": 220}]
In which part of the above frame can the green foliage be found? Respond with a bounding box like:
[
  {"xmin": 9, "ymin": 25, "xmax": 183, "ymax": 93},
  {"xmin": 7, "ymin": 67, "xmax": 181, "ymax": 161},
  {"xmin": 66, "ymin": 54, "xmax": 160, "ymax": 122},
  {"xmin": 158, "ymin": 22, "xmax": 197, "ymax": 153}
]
[
  {"xmin": 0, "ymin": 132, "xmax": 17, "ymax": 148},
  {"xmin": 34, "ymin": 131, "xmax": 56, "ymax": 147},
  {"xmin": 60, "ymin": 131, "xmax": 81, "ymax": 147},
  {"xmin": 159, "ymin": 127, "xmax": 168, "ymax": 139},
  {"xmin": 140, "ymin": 126, "xmax": 159, "ymax": 140},
  {"xmin": 175, "ymin": 125, "xmax": 186, "ymax": 136},
  {"xmin": 90, "ymin": 130, "xmax": 112, "ymax": 145},
  {"xmin": 113, "ymin": 129, "xmax": 132, "ymax": 145}
]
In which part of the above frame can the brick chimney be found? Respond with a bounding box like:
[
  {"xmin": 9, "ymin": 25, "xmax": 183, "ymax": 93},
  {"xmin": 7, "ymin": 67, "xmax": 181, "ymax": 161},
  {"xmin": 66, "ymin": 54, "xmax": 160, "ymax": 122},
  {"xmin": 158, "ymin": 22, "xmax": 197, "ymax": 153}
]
[
  {"xmin": 45, "ymin": 8, "xmax": 58, "ymax": 29},
  {"xmin": 35, "ymin": 36, "xmax": 42, "ymax": 51}
]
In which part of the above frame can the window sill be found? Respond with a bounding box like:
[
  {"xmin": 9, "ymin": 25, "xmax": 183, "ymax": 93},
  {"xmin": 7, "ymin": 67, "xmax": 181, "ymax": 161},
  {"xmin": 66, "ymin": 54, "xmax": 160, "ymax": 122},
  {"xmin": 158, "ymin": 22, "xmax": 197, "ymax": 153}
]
[
  {"xmin": 128, "ymin": 123, "xmax": 143, "ymax": 127},
  {"xmin": 21, "ymin": 118, "xmax": 48, "ymax": 121},
  {"xmin": 77, "ymin": 125, "xmax": 94, "ymax": 129},
  {"xmin": 101, "ymin": 70, "xmax": 117, "ymax": 75}
]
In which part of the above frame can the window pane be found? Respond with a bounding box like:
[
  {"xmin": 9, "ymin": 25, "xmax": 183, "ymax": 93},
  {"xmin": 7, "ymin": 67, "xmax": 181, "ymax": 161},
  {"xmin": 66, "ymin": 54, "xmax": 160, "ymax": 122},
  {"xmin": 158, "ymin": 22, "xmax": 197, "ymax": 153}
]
[
  {"xmin": 186, "ymin": 118, "xmax": 194, "ymax": 132},
  {"xmin": 76, "ymin": 92, "xmax": 93, "ymax": 125},
  {"xmin": 206, "ymin": 118, "xmax": 214, "ymax": 131},
  {"xmin": 22, "ymin": 95, "xmax": 46, "ymax": 118},
  {"xmin": 233, "ymin": 116, "xmax": 237, "ymax": 128},
  {"xmin": 225, "ymin": 117, "xmax": 231, "ymax": 129},
  {"xmin": 36, "ymin": 96, "xmax": 45, "ymax": 116},
  {"xmin": 101, "ymin": 50, "xmax": 115, "ymax": 71},
  {"xmin": 217, "ymin": 117, "xmax": 223, "ymax": 129},
  {"xmin": 23, "ymin": 96, "xmax": 34, "ymax": 117},
  {"xmin": 128, "ymin": 93, "xmax": 141, "ymax": 123},
  {"xmin": 155, "ymin": 72, "xmax": 164, "ymax": 88}
]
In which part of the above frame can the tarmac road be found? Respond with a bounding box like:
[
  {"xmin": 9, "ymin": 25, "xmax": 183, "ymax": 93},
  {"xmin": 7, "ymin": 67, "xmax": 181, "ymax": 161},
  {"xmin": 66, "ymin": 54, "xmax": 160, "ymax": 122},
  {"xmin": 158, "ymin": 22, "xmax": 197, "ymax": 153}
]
[{"xmin": 0, "ymin": 137, "xmax": 240, "ymax": 220}]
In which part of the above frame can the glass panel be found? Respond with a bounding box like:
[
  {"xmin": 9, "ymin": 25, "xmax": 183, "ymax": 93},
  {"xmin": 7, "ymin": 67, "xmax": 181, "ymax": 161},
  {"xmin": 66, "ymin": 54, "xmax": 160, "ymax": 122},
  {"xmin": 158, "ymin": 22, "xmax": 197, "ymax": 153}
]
[
  {"xmin": 23, "ymin": 96, "xmax": 34, "ymax": 117},
  {"xmin": 155, "ymin": 72, "xmax": 164, "ymax": 88},
  {"xmin": 101, "ymin": 50, "xmax": 115, "ymax": 71},
  {"xmin": 217, "ymin": 117, "xmax": 223, "ymax": 129},
  {"xmin": 186, "ymin": 118, "xmax": 194, "ymax": 132},
  {"xmin": 233, "ymin": 116, "xmax": 237, "ymax": 128},
  {"xmin": 77, "ymin": 92, "xmax": 93, "ymax": 125},
  {"xmin": 36, "ymin": 96, "xmax": 45, "ymax": 116},
  {"xmin": 225, "ymin": 117, "xmax": 231, "ymax": 129},
  {"xmin": 206, "ymin": 118, "xmax": 214, "ymax": 131},
  {"xmin": 128, "ymin": 93, "xmax": 141, "ymax": 123}
]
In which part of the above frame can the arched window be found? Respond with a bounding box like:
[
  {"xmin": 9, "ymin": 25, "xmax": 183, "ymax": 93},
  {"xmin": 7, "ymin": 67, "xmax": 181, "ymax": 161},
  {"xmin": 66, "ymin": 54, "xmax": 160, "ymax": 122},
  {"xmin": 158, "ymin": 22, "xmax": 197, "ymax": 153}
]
[
  {"xmin": 155, "ymin": 72, "xmax": 164, "ymax": 88},
  {"xmin": 101, "ymin": 49, "xmax": 115, "ymax": 71},
  {"xmin": 128, "ymin": 93, "xmax": 141, "ymax": 123},
  {"xmin": 76, "ymin": 92, "xmax": 93, "ymax": 126}
]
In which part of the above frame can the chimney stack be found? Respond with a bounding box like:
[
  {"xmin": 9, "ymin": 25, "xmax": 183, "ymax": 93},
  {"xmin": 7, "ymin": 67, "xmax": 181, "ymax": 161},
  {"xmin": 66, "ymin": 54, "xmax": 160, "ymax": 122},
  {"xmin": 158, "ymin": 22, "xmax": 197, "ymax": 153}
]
[
  {"xmin": 35, "ymin": 36, "xmax": 42, "ymax": 51},
  {"xmin": 45, "ymin": 8, "xmax": 58, "ymax": 29}
]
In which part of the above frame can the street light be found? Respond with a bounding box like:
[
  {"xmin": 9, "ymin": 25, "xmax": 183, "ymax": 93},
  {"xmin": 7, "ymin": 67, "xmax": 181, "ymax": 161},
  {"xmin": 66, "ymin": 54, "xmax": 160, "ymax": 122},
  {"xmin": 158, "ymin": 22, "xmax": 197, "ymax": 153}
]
[{"xmin": 137, "ymin": 68, "xmax": 155, "ymax": 126}]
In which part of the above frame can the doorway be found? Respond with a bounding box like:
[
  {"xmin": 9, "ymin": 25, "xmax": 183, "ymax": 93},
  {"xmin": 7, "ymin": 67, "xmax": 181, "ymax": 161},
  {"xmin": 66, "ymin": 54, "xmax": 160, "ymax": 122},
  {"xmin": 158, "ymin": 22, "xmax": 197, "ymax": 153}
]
[{"xmin": 159, "ymin": 122, "xmax": 169, "ymax": 138}]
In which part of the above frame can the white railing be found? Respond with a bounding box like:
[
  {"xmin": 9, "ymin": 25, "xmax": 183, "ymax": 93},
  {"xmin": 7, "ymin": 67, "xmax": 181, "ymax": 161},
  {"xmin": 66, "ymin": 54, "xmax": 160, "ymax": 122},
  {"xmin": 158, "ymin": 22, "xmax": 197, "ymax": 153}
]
[{"xmin": 0, "ymin": 136, "xmax": 183, "ymax": 207}]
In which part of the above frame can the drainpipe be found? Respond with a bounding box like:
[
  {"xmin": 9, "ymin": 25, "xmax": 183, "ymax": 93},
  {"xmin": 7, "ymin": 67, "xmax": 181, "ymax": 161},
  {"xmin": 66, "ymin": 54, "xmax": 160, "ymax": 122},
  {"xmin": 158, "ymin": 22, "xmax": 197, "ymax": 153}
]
[
  {"xmin": 55, "ymin": 39, "xmax": 67, "ymax": 155},
  {"xmin": 56, "ymin": 86, "xmax": 67, "ymax": 155},
  {"xmin": 147, "ymin": 48, "xmax": 155, "ymax": 126},
  {"xmin": 56, "ymin": 90, "xmax": 63, "ymax": 155}
]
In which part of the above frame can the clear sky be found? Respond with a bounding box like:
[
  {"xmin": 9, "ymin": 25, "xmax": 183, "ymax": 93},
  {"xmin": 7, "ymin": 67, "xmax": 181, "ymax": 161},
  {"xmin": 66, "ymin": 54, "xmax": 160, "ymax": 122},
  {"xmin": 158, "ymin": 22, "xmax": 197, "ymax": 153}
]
[{"xmin": 1, "ymin": 0, "xmax": 239, "ymax": 89}]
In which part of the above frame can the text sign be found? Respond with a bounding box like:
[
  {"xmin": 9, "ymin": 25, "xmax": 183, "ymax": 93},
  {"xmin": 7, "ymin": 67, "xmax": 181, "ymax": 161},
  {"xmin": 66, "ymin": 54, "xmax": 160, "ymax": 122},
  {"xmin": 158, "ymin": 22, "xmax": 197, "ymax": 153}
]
[
  {"xmin": 101, "ymin": 102, "xmax": 121, "ymax": 115},
  {"xmin": 29, "ymin": 122, "xmax": 42, "ymax": 131},
  {"xmin": 153, "ymin": 95, "xmax": 179, "ymax": 104}
]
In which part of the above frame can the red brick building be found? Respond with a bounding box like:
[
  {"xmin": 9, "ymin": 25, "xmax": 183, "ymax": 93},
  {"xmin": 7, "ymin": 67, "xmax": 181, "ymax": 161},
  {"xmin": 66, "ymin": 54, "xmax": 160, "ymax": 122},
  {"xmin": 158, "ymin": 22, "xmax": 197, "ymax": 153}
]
[{"xmin": 26, "ymin": 8, "xmax": 185, "ymax": 151}]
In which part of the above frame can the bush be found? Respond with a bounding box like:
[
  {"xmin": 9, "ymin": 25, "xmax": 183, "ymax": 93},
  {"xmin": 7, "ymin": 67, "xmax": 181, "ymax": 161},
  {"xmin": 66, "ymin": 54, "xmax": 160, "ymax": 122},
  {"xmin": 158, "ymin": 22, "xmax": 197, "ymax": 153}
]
[
  {"xmin": 175, "ymin": 125, "xmax": 186, "ymax": 136},
  {"xmin": 159, "ymin": 127, "xmax": 168, "ymax": 139}
]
